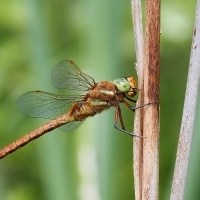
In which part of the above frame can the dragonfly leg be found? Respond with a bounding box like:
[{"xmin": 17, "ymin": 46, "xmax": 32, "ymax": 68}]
[
  {"xmin": 123, "ymin": 100, "xmax": 136, "ymax": 112},
  {"xmin": 133, "ymin": 100, "xmax": 159, "ymax": 111},
  {"xmin": 123, "ymin": 100, "xmax": 158, "ymax": 112},
  {"xmin": 114, "ymin": 106, "xmax": 142, "ymax": 137},
  {"xmin": 124, "ymin": 95, "xmax": 137, "ymax": 103}
]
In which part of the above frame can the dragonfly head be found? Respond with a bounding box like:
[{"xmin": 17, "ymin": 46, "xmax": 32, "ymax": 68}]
[
  {"xmin": 126, "ymin": 76, "xmax": 137, "ymax": 97},
  {"xmin": 113, "ymin": 76, "xmax": 137, "ymax": 97}
]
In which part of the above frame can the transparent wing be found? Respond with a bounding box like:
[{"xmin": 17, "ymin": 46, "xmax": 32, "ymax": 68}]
[
  {"xmin": 51, "ymin": 60, "xmax": 96, "ymax": 91},
  {"xmin": 16, "ymin": 91, "xmax": 84, "ymax": 119},
  {"xmin": 59, "ymin": 120, "xmax": 85, "ymax": 132}
]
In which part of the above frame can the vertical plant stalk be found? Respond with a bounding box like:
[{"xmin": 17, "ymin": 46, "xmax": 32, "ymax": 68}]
[
  {"xmin": 142, "ymin": 0, "xmax": 160, "ymax": 200},
  {"xmin": 131, "ymin": 0, "xmax": 144, "ymax": 199},
  {"xmin": 170, "ymin": 1, "xmax": 200, "ymax": 199},
  {"xmin": 132, "ymin": 0, "xmax": 160, "ymax": 200}
]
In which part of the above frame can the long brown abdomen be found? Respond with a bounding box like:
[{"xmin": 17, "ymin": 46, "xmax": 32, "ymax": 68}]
[{"xmin": 0, "ymin": 112, "xmax": 75, "ymax": 159}]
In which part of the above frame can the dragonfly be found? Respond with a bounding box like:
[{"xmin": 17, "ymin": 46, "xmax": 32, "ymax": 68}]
[{"xmin": 0, "ymin": 60, "xmax": 139, "ymax": 159}]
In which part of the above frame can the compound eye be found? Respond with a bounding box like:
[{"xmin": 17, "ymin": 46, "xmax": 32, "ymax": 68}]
[{"xmin": 113, "ymin": 78, "xmax": 131, "ymax": 92}]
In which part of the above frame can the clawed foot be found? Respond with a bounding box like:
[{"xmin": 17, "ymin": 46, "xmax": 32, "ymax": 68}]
[
  {"xmin": 134, "ymin": 100, "xmax": 158, "ymax": 111},
  {"xmin": 114, "ymin": 124, "xmax": 143, "ymax": 138}
]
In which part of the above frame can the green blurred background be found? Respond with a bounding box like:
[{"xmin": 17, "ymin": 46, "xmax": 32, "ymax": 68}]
[{"xmin": 0, "ymin": 0, "xmax": 199, "ymax": 200}]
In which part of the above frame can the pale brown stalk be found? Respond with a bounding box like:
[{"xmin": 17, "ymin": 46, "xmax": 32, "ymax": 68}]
[
  {"xmin": 131, "ymin": 0, "xmax": 144, "ymax": 199},
  {"xmin": 171, "ymin": 1, "xmax": 200, "ymax": 199},
  {"xmin": 131, "ymin": 0, "xmax": 160, "ymax": 200},
  {"xmin": 142, "ymin": 1, "xmax": 160, "ymax": 199}
]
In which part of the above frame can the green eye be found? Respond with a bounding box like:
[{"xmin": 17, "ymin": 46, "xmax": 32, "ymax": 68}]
[{"xmin": 113, "ymin": 78, "xmax": 131, "ymax": 92}]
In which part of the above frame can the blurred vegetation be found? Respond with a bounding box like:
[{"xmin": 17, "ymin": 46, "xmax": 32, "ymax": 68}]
[{"xmin": 0, "ymin": 0, "xmax": 199, "ymax": 200}]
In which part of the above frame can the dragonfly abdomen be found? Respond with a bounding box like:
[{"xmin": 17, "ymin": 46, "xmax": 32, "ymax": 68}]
[{"xmin": 0, "ymin": 112, "xmax": 75, "ymax": 159}]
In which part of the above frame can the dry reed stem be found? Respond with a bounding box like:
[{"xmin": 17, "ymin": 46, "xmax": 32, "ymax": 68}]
[
  {"xmin": 171, "ymin": 1, "xmax": 200, "ymax": 199},
  {"xmin": 131, "ymin": 0, "xmax": 144, "ymax": 199},
  {"xmin": 131, "ymin": 0, "xmax": 160, "ymax": 199},
  {"xmin": 142, "ymin": 0, "xmax": 160, "ymax": 199}
]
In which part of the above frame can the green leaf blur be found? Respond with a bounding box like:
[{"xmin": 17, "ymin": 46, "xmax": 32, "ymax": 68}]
[{"xmin": 0, "ymin": 0, "xmax": 198, "ymax": 200}]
